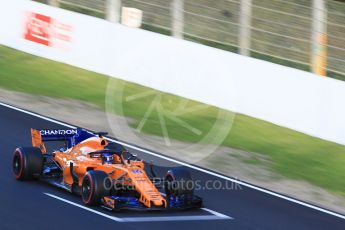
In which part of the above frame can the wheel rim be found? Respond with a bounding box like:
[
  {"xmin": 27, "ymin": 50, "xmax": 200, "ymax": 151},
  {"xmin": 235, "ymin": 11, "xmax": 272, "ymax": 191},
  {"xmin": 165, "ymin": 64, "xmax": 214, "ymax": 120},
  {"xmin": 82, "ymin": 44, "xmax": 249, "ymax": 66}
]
[
  {"xmin": 82, "ymin": 176, "xmax": 91, "ymax": 202},
  {"xmin": 13, "ymin": 154, "xmax": 21, "ymax": 176}
]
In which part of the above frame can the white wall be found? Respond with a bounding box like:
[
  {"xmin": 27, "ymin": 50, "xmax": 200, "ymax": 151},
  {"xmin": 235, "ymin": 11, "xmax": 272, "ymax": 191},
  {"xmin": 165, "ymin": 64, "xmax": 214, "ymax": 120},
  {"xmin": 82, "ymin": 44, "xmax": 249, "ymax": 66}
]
[{"xmin": 1, "ymin": 0, "xmax": 345, "ymax": 145}]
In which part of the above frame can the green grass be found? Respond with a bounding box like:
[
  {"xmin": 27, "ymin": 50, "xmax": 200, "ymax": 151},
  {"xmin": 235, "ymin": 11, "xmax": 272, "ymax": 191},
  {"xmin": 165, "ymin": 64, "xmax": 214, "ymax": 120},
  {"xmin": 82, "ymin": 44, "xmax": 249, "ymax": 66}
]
[
  {"xmin": 1, "ymin": 45, "xmax": 345, "ymax": 196},
  {"xmin": 0, "ymin": 46, "xmax": 108, "ymax": 107}
]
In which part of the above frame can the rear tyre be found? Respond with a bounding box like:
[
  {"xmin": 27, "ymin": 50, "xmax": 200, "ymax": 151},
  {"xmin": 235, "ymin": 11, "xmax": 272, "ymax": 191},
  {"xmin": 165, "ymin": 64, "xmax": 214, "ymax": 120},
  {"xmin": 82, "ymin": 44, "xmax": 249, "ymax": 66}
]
[
  {"xmin": 165, "ymin": 168, "xmax": 194, "ymax": 196},
  {"xmin": 12, "ymin": 147, "xmax": 43, "ymax": 180},
  {"xmin": 81, "ymin": 170, "xmax": 111, "ymax": 206}
]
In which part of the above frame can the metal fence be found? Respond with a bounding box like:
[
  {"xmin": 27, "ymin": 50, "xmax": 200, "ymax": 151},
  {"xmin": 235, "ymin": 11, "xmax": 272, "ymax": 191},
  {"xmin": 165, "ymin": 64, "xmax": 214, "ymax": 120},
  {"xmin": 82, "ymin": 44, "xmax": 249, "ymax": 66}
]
[{"xmin": 37, "ymin": 0, "xmax": 345, "ymax": 79}]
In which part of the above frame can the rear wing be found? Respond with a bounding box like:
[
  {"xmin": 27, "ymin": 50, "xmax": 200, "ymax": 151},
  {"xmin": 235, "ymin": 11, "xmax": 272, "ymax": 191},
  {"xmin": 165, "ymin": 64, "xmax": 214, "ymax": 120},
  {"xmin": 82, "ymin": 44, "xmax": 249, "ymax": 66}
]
[
  {"xmin": 31, "ymin": 129, "xmax": 47, "ymax": 153},
  {"xmin": 31, "ymin": 128, "xmax": 94, "ymax": 153}
]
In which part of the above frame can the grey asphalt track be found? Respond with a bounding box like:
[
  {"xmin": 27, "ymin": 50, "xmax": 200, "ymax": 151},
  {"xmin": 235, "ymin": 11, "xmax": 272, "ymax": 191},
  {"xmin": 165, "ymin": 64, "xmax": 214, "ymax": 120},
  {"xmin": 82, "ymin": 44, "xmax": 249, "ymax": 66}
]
[{"xmin": 0, "ymin": 103, "xmax": 345, "ymax": 230}]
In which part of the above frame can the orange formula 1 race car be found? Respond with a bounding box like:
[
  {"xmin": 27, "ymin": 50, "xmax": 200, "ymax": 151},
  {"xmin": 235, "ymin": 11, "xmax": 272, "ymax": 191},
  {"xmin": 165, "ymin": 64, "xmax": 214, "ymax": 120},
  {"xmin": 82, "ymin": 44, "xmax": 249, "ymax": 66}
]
[{"xmin": 12, "ymin": 128, "xmax": 202, "ymax": 211}]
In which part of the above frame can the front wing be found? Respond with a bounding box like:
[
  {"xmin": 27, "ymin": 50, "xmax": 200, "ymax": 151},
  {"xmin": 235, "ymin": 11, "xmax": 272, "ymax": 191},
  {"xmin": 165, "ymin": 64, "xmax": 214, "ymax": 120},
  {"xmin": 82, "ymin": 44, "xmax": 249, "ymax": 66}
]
[{"xmin": 101, "ymin": 194, "xmax": 203, "ymax": 211}]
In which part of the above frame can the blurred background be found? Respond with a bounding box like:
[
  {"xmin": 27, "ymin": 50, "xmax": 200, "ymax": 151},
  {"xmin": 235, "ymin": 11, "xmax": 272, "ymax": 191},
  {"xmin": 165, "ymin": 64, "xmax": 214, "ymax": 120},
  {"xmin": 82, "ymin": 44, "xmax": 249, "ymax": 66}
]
[{"xmin": 36, "ymin": 0, "xmax": 345, "ymax": 80}]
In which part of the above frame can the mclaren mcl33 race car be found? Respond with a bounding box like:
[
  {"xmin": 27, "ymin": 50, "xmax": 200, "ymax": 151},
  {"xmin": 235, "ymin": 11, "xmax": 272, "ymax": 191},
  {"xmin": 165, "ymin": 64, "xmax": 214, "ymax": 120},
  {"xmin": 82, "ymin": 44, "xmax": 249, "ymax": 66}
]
[{"xmin": 12, "ymin": 128, "xmax": 202, "ymax": 211}]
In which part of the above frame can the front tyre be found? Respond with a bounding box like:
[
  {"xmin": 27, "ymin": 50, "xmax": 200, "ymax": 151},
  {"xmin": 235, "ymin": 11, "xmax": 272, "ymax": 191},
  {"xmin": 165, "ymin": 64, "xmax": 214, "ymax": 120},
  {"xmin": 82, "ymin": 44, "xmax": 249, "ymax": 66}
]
[
  {"xmin": 165, "ymin": 168, "xmax": 194, "ymax": 196},
  {"xmin": 12, "ymin": 147, "xmax": 43, "ymax": 180},
  {"xmin": 81, "ymin": 170, "xmax": 111, "ymax": 206}
]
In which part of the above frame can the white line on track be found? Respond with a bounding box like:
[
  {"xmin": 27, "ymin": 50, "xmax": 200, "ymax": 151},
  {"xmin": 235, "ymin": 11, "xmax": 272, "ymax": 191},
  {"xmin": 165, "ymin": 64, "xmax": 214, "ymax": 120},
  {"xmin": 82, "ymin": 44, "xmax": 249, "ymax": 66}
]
[
  {"xmin": 159, "ymin": 192, "xmax": 230, "ymax": 219},
  {"xmin": 201, "ymin": 208, "xmax": 231, "ymax": 219},
  {"xmin": 121, "ymin": 215, "xmax": 232, "ymax": 222},
  {"xmin": 2, "ymin": 102, "xmax": 345, "ymax": 220},
  {"xmin": 44, "ymin": 193, "xmax": 232, "ymax": 222},
  {"xmin": 44, "ymin": 193, "xmax": 124, "ymax": 222}
]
